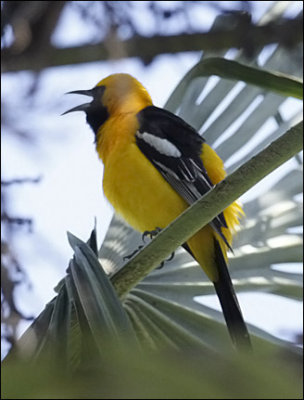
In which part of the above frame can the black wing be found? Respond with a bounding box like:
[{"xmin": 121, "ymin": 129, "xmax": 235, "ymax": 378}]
[{"xmin": 136, "ymin": 106, "xmax": 230, "ymax": 249}]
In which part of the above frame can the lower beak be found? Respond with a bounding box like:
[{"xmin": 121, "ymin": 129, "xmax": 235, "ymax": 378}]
[{"xmin": 62, "ymin": 89, "xmax": 94, "ymax": 115}]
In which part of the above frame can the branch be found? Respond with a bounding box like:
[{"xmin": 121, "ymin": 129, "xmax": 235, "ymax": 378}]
[
  {"xmin": 2, "ymin": 17, "xmax": 302, "ymax": 72},
  {"xmin": 111, "ymin": 121, "xmax": 303, "ymax": 298},
  {"xmin": 1, "ymin": 176, "xmax": 41, "ymax": 186}
]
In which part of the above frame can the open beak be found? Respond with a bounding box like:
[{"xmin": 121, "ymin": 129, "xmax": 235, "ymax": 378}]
[{"xmin": 62, "ymin": 89, "xmax": 94, "ymax": 115}]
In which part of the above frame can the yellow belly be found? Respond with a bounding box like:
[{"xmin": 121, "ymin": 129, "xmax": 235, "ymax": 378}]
[{"xmin": 103, "ymin": 142, "xmax": 188, "ymax": 232}]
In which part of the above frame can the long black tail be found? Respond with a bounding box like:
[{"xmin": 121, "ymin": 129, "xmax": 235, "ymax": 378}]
[{"xmin": 213, "ymin": 238, "xmax": 251, "ymax": 351}]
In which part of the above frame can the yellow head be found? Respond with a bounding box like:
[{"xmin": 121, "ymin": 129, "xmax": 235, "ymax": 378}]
[
  {"xmin": 96, "ymin": 73, "xmax": 153, "ymax": 115},
  {"xmin": 63, "ymin": 73, "xmax": 153, "ymax": 135}
]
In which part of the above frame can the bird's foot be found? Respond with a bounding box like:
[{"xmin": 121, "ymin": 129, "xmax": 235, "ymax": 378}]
[
  {"xmin": 142, "ymin": 226, "xmax": 162, "ymax": 242},
  {"xmin": 123, "ymin": 227, "xmax": 175, "ymax": 268},
  {"xmin": 123, "ymin": 245, "xmax": 144, "ymax": 261}
]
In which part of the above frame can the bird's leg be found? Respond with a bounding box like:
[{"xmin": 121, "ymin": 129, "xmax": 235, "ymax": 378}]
[
  {"xmin": 156, "ymin": 250, "xmax": 175, "ymax": 269},
  {"xmin": 123, "ymin": 227, "xmax": 161, "ymax": 261},
  {"xmin": 143, "ymin": 227, "xmax": 175, "ymax": 269},
  {"xmin": 142, "ymin": 226, "xmax": 162, "ymax": 242},
  {"xmin": 123, "ymin": 227, "xmax": 175, "ymax": 268},
  {"xmin": 123, "ymin": 245, "xmax": 144, "ymax": 261}
]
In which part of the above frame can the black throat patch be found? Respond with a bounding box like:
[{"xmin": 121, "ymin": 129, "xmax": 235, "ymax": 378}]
[{"xmin": 85, "ymin": 86, "xmax": 109, "ymax": 139}]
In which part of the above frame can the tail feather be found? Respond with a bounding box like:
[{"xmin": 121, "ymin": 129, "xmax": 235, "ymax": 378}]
[
  {"xmin": 183, "ymin": 239, "xmax": 251, "ymax": 350},
  {"xmin": 213, "ymin": 238, "xmax": 251, "ymax": 351}
]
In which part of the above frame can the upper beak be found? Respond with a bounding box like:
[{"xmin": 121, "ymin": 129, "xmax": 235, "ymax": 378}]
[{"xmin": 62, "ymin": 89, "xmax": 94, "ymax": 115}]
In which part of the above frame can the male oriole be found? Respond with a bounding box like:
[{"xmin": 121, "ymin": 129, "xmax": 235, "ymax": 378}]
[{"xmin": 64, "ymin": 73, "xmax": 251, "ymax": 350}]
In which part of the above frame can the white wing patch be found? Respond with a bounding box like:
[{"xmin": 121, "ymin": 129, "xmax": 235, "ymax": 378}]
[{"xmin": 137, "ymin": 131, "xmax": 181, "ymax": 157}]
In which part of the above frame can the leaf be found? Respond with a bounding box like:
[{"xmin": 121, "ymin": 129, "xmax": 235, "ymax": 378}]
[
  {"xmin": 169, "ymin": 57, "xmax": 303, "ymax": 102},
  {"xmin": 5, "ymin": 229, "xmax": 137, "ymax": 366},
  {"xmin": 70, "ymin": 242, "xmax": 135, "ymax": 342}
]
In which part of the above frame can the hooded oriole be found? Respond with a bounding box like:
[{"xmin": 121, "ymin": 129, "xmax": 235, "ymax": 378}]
[{"xmin": 64, "ymin": 73, "xmax": 251, "ymax": 350}]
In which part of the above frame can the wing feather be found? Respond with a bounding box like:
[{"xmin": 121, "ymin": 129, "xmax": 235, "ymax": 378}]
[{"xmin": 136, "ymin": 106, "xmax": 230, "ymax": 249}]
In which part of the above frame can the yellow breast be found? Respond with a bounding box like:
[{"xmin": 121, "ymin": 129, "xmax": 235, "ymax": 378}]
[{"xmin": 98, "ymin": 114, "xmax": 187, "ymax": 232}]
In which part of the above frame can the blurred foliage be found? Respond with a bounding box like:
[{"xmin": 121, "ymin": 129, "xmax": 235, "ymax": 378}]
[
  {"xmin": 2, "ymin": 343, "xmax": 302, "ymax": 399},
  {"xmin": 1, "ymin": 178, "xmax": 40, "ymax": 350},
  {"xmin": 2, "ymin": 1, "xmax": 302, "ymax": 70}
]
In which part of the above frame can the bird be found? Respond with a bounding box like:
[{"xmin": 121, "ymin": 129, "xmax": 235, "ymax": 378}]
[{"xmin": 63, "ymin": 73, "xmax": 251, "ymax": 350}]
